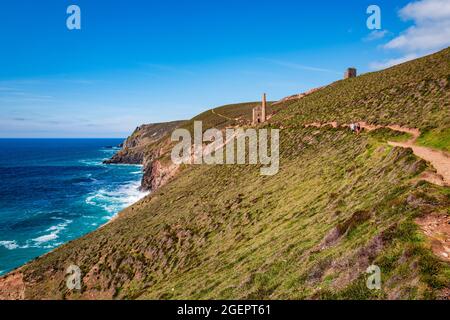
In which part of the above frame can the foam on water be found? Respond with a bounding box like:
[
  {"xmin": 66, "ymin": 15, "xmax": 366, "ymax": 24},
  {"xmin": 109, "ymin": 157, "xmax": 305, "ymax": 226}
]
[
  {"xmin": 31, "ymin": 218, "xmax": 73, "ymax": 245},
  {"xmin": 0, "ymin": 139, "xmax": 148, "ymax": 275},
  {"xmin": 79, "ymin": 159, "xmax": 107, "ymax": 167},
  {"xmin": 0, "ymin": 241, "xmax": 19, "ymax": 250},
  {"xmin": 85, "ymin": 180, "xmax": 149, "ymax": 219}
]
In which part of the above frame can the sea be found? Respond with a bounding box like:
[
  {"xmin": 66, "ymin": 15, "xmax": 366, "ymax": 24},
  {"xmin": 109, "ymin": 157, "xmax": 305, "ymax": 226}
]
[{"xmin": 0, "ymin": 139, "xmax": 148, "ymax": 276}]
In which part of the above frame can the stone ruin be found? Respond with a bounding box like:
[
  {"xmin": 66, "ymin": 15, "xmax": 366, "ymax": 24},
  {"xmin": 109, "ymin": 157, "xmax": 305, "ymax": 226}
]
[
  {"xmin": 252, "ymin": 93, "xmax": 267, "ymax": 125},
  {"xmin": 344, "ymin": 67, "xmax": 357, "ymax": 79}
]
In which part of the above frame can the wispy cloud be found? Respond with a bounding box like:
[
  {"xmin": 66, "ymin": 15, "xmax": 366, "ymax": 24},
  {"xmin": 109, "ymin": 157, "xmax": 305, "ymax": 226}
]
[
  {"xmin": 0, "ymin": 77, "xmax": 96, "ymax": 87},
  {"xmin": 141, "ymin": 63, "xmax": 195, "ymax": 76},
  {"xmin": 0, "ymin": 79, "xmax": 57, "ymax": 103},
  {"xmin": 261, "ymin": 58, "xmax": 340, "ymax": 75},
  {"xmin": 64, "ymin": 79, "xmax": 96, "ymax": 85},
  {"xmin": 0, "ymin": 90, "xmax": 54, "ymax": 103},
  {"xmin": 369, "ymin": 53, "xmax": 418, "ymax": 70},
  {"xmin": 363, "ymin": 30, "xmax": 389, "ymax": 42},
  {"xmin": 7, "ymin": 115, "xmax": 93, "ymax": 127},
  {"xmin": 0, "ymin": 86, "xmax": 21, "ymax": 92},
  {"xmin": 370, "ymin": 0, "xmax": 450, "ymax": 70}
]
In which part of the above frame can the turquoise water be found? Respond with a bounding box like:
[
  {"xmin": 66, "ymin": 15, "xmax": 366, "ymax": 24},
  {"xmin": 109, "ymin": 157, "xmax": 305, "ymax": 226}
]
[{"xmin": 0, "ymin": 139, "xmax": 148, "ymax": 275}]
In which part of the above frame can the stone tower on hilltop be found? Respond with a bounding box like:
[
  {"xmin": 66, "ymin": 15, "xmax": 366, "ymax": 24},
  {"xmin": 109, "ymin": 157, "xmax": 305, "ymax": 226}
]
[
  {"xmin": 252, "ymin": 93, "xmax": 267, "ymax": 125},
  {"xmin": 344, "ymin": 67, "xmax": 357, "ymax": 79}
]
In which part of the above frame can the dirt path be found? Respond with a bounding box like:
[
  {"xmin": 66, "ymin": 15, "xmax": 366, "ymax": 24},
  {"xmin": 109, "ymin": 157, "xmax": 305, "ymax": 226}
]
[
  {"xmin": 358, "ymin": 122, "xmax": 450, "ymax": 187},
  {"xmin": 415, "ymin": 214, "xmax": 450, "ymax": 262},
  {"xmin": 305, "ymin": 121, "xmax": 450, "ymax": 187},
  {"xmin": 305, "ymin": 121, "xmax": 450, "ymax": 263},
  {"xmin": 211, "ymin": 109, "xmax": 233, "ymax": 121}
]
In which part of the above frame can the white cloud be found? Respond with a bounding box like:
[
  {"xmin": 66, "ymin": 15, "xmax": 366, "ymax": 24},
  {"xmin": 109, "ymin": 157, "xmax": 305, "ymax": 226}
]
[
  {"xmin": 384, "ymin": 0, "xmax": 450, "ymax": 53},
  {"xmin": 399, "ymin": 0, "xmax": 450, "ymax": 22},
  {"xmin": 261, "ymin": 58, "xmax": 340, "ymax": 74},
  {"xmin": 369, "ymin": 0, "xmax": 450, "ymax": 70},
  {"xmin": 363, "ymin": 30, "xmax": 389, "ymax": 42},
  {"xmin": 369, "ymin": 54, "xmax": 418, "ymax": 70},
  {"xmin": 384, "ymin": 21, "xmax": 450, "ymax": 52}
]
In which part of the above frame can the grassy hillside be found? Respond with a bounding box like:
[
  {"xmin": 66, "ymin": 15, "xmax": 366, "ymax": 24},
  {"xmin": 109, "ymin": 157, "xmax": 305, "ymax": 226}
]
[
  {"xmin": 2, "ymin": 48, "xmax": 449, "ymax": 300},
  {"xmin": 417, "ymin": 128, "xmax": 450, "ymax": 153},
  {"xmin": 144, "ymin": 101, "xmax": 270, "ymax": 167},
  {"xmin": 270, "ymin": 48, "xmax": 450, "ymax": 151},
  {"xmin": 180, "ymin": 101, "xmax": 275, "ymax": 133},
  {"xmin": 105, "ymin": 121, "xmax": 186, "ymax": 165}
]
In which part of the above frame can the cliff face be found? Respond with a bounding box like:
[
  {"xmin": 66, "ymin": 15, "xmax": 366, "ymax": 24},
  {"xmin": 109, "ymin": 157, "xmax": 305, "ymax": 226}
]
[
  {"xmin": 141, "ymin": 159, "xmax": 179, "ymax": 191},
  {"xmin": 104, "ymin": 147, "xmax": 145, "ymax": 165},
  {"xmin": 104, "ymin": 120, "xmax": 185, "ymax": 190},
  {"xmin": 105, "ymin": 121, "xmax": 184, "ymax": 165},
  {"xmin": 1, "ymin": 48, "xmax": 449, "ymax": 300}
]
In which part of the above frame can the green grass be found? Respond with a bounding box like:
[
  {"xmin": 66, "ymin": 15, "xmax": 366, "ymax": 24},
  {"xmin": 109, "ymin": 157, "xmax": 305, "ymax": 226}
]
[
  {"xmin": 181, "ymin": 102, "xmax": 260, "ymax": 134},
  {"xmin": 9, "ymin": 47, "xmax": 450, "ymax": 300},
  {"xmin": 417, "ymin": 127, "xmax": 450, "ymax": 152},
  {"xmin": 19, "ymin": 127, "xmax": 450, "ymax": 300},
  {"xmin": 270, "ymin": 48, "xmax": 450, "ymax": 131},
  {"xmin": 367, "ymin": 128, "xmax": 412, "ymax": 143}
]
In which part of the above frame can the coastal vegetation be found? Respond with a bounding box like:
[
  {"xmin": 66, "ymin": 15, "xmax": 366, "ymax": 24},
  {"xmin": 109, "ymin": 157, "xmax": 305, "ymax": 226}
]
[{"xmin": 1, "ymin": 47, "xmax": 449, "ymax": 300}]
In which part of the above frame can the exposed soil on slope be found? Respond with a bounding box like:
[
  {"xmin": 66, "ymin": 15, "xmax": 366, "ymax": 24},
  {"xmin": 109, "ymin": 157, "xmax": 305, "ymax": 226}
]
[
  {"xmin": 304, "ymin": 121, "xmax": 450, "ymax": 265},
  {"xmin": 360, "ymin": 122, "xmax": 450, "ymax": 187},
  {"xmin": 0, "ymin": 272, "xmax": 25, "ymax": 300},
  {"xmin": 304, "ymin": 121, "xmax": 450, "ymax": 186},
  {"xmin": 416, "ymin": 214, "xmax": 450, "ymax": 262}
]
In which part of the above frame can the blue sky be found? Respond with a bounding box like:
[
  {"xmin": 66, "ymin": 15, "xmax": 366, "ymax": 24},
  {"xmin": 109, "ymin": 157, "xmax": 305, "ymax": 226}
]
[{"xmin": 1, "ymin": 0, "xmax": 449, "ymax": 137}]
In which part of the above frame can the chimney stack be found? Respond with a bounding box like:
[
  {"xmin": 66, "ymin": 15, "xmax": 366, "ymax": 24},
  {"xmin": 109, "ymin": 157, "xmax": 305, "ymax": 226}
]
[{"xmin": 262, "ymin": 93, "xmax": 266, "ymax": 122}]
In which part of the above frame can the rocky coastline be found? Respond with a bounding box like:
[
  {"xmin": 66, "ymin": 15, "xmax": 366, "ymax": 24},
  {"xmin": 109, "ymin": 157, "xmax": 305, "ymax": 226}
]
[{"xmin": 103, "ymin": 120, "xmax": 185, "ymax": 191}]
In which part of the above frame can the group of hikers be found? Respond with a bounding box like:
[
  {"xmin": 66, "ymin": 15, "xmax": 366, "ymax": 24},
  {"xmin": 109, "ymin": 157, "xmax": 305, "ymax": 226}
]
[{"xmin": 349, "ymin": 122, "xmax": 362, "ymax": 134}]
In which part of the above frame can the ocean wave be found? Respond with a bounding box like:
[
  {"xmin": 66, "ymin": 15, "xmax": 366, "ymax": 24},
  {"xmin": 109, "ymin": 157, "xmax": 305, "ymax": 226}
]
[
  {"xmin": 100, "ymin": 148, "xmax": 120, "ymax": 154},
  {"xmin": 78, "ymin": 159, "xmax": 106, "ymax": 167},
  {"xmin": 0, "ymin": 224, "xmax": 71, "ymax": 250},
  {"xmin": 0, "ymin": 240, "xmax": 19, "ymax": 250},
  {"xmin": 85, "ymin": 180, "xmax": 149, "ymax": 219},
  {"xmin": 0, "ymin": 140, "xmax": 145, "ymax": 274},
  {"xmin": 107, "ymin": 163, "xmax": 143, "ymax": 168},
  {"xmin": 70, "ymin": 175, "xmax": 99, "ymax": 185},
  {"xmin": 0, "ymin": 240, "xmax": 30, "ymax": 250},
  {"xmin": 32, "ymin": 233, "xmax": 58, "ymax": 244},
  {"xmin": 31, "ymin": 218, "xmax": 72, "ymax": 245},
  {"xmin": 79, "ymin": 158, "xmax": 143, "ymax": 168}
]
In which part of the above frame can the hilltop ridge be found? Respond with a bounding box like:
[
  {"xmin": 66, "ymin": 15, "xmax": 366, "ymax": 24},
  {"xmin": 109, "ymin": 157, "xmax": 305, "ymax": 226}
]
[
  {"xmin": 1, "ymin": 47, "xmax": 449, "ymax": 300},
  {"xmin": 104, "ymin": 121, "xmax": 185, "ymax": 165}
]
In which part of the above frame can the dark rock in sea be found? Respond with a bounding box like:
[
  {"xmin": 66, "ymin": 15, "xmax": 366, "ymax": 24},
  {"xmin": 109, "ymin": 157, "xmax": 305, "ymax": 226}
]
[
  {"xmin": 104, "ymin": 120, "xmax": 186, "ymax": 191},
  {"xmin": 103, "ymin": 149, "xmax": 144, "ymax": 165}
]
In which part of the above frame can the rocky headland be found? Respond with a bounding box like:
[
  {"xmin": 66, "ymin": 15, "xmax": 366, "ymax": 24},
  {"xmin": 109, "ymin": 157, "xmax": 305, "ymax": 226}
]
[{"xmin": 104, "ymin": 121, "xmax": 185, "ymax": 190}]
